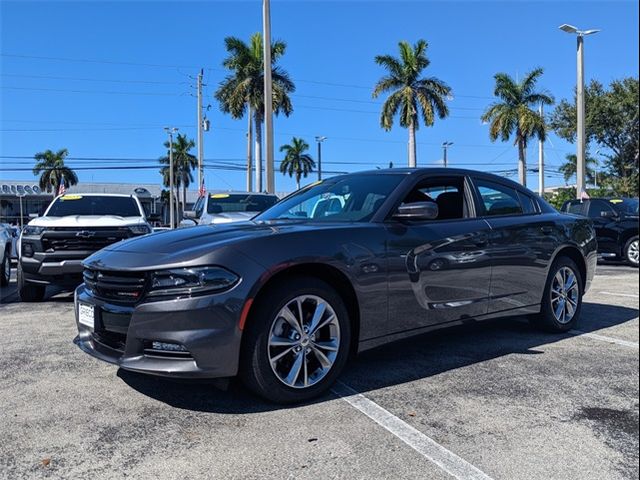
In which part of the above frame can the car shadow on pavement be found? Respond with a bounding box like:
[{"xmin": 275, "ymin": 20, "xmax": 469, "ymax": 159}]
[{"xmin": 118, "ymin": 301, "xmax": 638, "ymax": 413}]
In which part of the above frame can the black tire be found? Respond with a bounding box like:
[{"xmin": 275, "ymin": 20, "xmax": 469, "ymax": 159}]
[
  {"xmin": 240, "ymin": 276, "xmax": 351, "ymax": 404},
  {"xmin": 17, "ymin": 264, "xmax": 46, "ymax": 302},
  {"xmin": 0, "ymin": 248, "xmax": 10, "ymax": 287},
  {"xmin": 530, "ymin": 256, "xmax": 583, "ymax": 333},
  {"xmin": 623, "ymin": 236, "xmax": 639, "ymax": 268}
]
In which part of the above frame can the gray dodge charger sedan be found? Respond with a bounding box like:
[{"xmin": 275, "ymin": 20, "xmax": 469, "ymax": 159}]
[{"xmin": 74, "ymin": 168, "xmax": 597, "ymax": 403}]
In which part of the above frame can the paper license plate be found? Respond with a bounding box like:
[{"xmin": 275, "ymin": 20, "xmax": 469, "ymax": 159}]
[{"xmin": 78, "ymin": 303, "xmax": 95, "ymax": 329}]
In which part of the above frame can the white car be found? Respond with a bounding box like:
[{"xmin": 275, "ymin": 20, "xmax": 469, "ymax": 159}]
[
  {"xmin": 0, "ymin": 224, "xmax": 12, "ymax": 286},
  {"xmin": 182, "ymin": 192, "xmax": 279, "ymax": 226},
  {"xmin": 18, "ymin": 193, "xmax": 154, "ymax": 301}
]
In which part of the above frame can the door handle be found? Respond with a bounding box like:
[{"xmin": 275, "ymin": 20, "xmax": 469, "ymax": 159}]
[
  {"xmin": 541, "ymin": 226, "xmax": 554, "ymax": 235},
  {"xmin": 472, "ymin": 234, "xmax": 488, "ymax": 247}
]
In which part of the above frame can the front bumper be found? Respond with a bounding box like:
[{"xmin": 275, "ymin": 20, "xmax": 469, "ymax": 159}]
[{"xmin": 73, "ymin": 284, "xmax": 244, "ymax": 378}]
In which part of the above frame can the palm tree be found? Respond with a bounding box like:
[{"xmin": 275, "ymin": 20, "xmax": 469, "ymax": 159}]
[
  {"xmin": 559, "ymin": 153, "xmax": 597, "ymax": 185},
  {"xmin": 215, "ymin": 33, "xmax": 295, "ymax": 192},
  {"xmin": 481, "ymin": 68, "xmax": 554, "ymax": 186},
  {"xmin": 279, "ymin": 138, "xmax": 315, "ymax": 190},
  {"xmin": 32, "ymin": 148, "xmax": 78, "ymax": 193},
  {"xmin": 372, "ymin": 40, "xmax": 451, "ymax": 168},
  {"xmin": 159, "ymin": 134, "xmax": 197, "ymax": 217}
]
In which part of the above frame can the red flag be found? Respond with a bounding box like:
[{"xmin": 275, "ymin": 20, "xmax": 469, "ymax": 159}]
[
  {"xmin": 198, "ymin": 181, "xmax": 206, "ymax": 197},
  {"xmin": 58, "ymin": 183, "xmax": 66, "ymax": 196}
]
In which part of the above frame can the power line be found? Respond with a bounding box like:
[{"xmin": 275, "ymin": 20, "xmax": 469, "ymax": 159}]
[{"xmin": 0, "ymin": 73, "xmax": 184, "ymax": 85}]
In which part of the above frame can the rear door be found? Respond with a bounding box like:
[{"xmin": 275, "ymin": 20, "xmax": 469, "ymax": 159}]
[
  {"xmin": 385, "ymin": 174, "xmax": 492, "ymax": 333},
  {"xmin": 586, "ymin": 199, "xmax": 620, "ymax": 255},
  {"xmin": 471, "ymin": 178, "xmax": 556, "ymax": 314}
]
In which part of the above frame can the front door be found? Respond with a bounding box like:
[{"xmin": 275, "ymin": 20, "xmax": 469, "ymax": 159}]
[{"xmin": 385, "ymin": 175, "xmax": 492, "ymax": 335}]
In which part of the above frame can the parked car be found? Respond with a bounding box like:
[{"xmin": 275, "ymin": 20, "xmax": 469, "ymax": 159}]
[
  {"xmin": 18, "ymin": 193, "xmax": 155, "ymax": 301},
  {"xmin": 181, "ymin": 192, "xmax": 279, "ymax": 226},
  {"xmin": 74, "ymin": 168, "xmax": 597, "ymax": 403},
  {"xmin": 561, "ymin": 197, "xmax": 639, "ymax": 267},
  {"xmin": 0, "ymin": 224, "xmax": 12, "ymax": 286}
]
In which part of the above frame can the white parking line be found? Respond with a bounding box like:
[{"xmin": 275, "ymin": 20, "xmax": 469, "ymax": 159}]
[
  {"xmin": 332, "ymin": 381, "xmax": 493, "ymax": 480},
  {"xmin": 569, "ymin": 330, "xmax": 639, "ymax": 349},
  {"xmin": 597, "ymin": 291, "xmax": 639, "ymax": 299}
]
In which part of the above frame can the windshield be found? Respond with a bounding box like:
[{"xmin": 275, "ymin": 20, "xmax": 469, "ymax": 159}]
[
  {"xmin": 207, "ymin": 194, "xmax": 278, "ymax": 214},
  {"xmin": 46, "ymin": 195, "xmax": 141, "ymax": 217},
  {"xmin": 255, "ymin": 174, "xmax": 404, "ymax": 223},
  {"xmin": 610, "ymin": 198, "xmax": 639, "ymax": 215}
]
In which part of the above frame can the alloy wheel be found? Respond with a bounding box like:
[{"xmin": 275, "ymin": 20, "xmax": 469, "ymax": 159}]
[
  {"xmin": 4, "ymin": 254, "xmax": 10, "ymax": 280},
  {"xmin": 550, "ymin": 266, "xmax": 580, "ymax": 324},
  {"xmin": 268, "ymin": 295, "xmax": 340, "ymax": 389},
  {"xmin": 628, "ymin": 239, "xmax": 639, "ymax": 266}
]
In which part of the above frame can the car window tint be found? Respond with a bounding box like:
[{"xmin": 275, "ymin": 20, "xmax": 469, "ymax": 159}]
[
  {"xmin": 475, "ymin": 180, "xmax": 523, "ymax": 216},
  {"xmin": 207, "ymin": 194, "xmax": 278, "ymax": 214},
  {"xmin": 46, "ymin": 195, "xmax": 141, "ymax": 217},
  {"xmin": 566, "ymin": 202, "xmax": 584, "ymax": 215},
  {"xmin": 400, "ymin": 177, "xmax": 466, "ymax": 221},
  {"xmin": 193, "ymin": 196, "xmax": 205, "ymax": 217},
  {"xmin": 517, "ymin": 191, "xmax": 537, "ymax": 214},
  {"xmin": 587, "ymin": 200, "xmax": 614, "ymax": 218}
]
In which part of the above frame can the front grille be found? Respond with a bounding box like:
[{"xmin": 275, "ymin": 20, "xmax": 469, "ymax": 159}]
[
  {"xmin": 42, "ymin": 227, "xmax": 130, "ymax": 253},
  {"xmin": 83, "ymin": 269, "xmax": 147, "ymax": 303}
]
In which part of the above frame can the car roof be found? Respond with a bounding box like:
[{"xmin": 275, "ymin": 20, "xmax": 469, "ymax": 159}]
[{"xmin": 55, "ymin": 193, "xmax": 135, "ymax": 198}]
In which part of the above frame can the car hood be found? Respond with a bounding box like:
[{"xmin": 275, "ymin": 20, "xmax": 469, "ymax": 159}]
[
  {"xmin": 83, "ymin": 220, "xmax": 352, "ymax": 270},
  {"xmin": 29, "ymin": 215, "xmax": 147, "ymax": 227}
]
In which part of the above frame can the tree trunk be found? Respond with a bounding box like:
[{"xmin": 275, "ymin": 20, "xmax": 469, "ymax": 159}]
[
  {"xmin": 254, "ymin": 114, "xmax": 263, "ymax": 193},
  {"xmin": 296, "ymin": 171, "xmax": 301, "ymax": 190},
  {"xmin": 518, "ymin": 139, "xmax": 527, "ymax": 187},
  {"xmin": 408, "ymin": 121, "xmax": 417, "ymax": 168},
  {"xmin": 247, "ymin": 106, "xmax": 253, "ymax": 192},
  {"xmin": 182, "ymin": 184, "xmax": 187, "ymax": 217}
]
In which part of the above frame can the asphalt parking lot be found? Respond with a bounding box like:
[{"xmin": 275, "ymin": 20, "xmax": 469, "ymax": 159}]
[{"xmin": 0, "ymin": 262, "xmax": 638, "ymax": 480}]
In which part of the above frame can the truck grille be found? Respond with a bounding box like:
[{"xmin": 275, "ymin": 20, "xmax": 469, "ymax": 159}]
[
  {"xmin": 42, "ymin": 227, "xmax": 131, "ymax": 253},
  {"xmin": 83, "ymin": 269, "xmax": 148, "ymax": 303}
]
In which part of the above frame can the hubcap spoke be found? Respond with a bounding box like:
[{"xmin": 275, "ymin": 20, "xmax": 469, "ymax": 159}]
[
  {"xmin": 551, "ymin": 266, "xmax": 580, "ymax": 324},
  {"xmin": 312, "ymin": 340, "xmax": 339, "ymax": 352},
  {"xmin": 307, "ymin": 301, "xmax": 327, "ymax": 334},
  {"xmin": 269, "ymin": 336, "xmax": 297, "ymax": 347},
  {"xmin": 279, "ymin": 306, "xmax": 302, "ymax": 335},
  {"xmin": 284, "ymin": 351, "xmax": 304, "ymax": 385},
  {"xmin": 310, "ymin": 345, "xmax": 333, "ymax": 369}
]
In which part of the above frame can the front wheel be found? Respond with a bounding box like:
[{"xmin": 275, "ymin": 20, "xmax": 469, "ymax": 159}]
[
  {"xmin": 624, "ymin": 236, "xmax": 639, "ymax": 268},
  {"xmin": 0, "ymin": 249, "xmax": 10, "ymax": 287},
  {"xmin": 17, "ymin": 264, "xmax": 46, "ymax": 302},
  {"xmin": 530, "ymin": 257, "xmax": 583, "ymax": 332},
  {"xmin": 240, "ymin": 277, "xmax": 351, "ymax": 404}
]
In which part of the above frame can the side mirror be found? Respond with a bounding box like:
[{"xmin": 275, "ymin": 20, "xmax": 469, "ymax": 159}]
[
  {"xmin": 600, "ymin": 210, "xmax": 618, "ymax": 219},
  {"xmin": 178, "ymin": 218, "xmax": 197, "ymax": 228},
  {"xmin": 393, "ymin": 202, "xmax": 439, "ymax": 221},
  {"xmin": 183, "ymin": 210, "xmax": 197, "ymax": 219},
  {"xmin": 29, "ymin": 213, "xmax": 39, "ymax": 219}
]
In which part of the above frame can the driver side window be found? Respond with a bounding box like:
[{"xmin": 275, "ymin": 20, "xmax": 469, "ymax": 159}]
[{"xmin": 400, "ymin": 177, "xmax": 468, "ymax": 221}]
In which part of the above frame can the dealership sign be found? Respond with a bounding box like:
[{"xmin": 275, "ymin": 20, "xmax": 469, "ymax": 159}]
[{"xmin": 1, "ymin": 184, "xmax": 43, "ymax": 195}]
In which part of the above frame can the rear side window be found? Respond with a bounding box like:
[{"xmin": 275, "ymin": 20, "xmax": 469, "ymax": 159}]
[
  {"xmin": 517, "ymin": 191, "xmax": 538, "ymax": 215},
  {"xmin": 566, "ymin": 202, "xmax": 585, "ymax": 215},
  {"xmin": 475, "ymin": 180, "xmax": 523, "ymax": 216},
  {"xmin": 587, "ymin": 200, "xmax": 615, "ymax": 218},
  {"xmin": 46, "ymin": 195, "xmax": 141, "ymax": 217}
]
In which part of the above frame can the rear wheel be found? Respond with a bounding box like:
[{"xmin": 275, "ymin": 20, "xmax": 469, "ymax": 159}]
[
  {"xmin": 240, "ymin": 277, "xmax": 351, "ymax": 404},
  {"xmin": 17, "ymin": 264, "xmax": 46, "ymax": 302},
  {"xmin": 624, "ymin": 236, "xmax": 639, "ymax": 268},
  {"xmin": 530, "ymin": 257, "xmax": 583, "ymax": 332},
  {"xmin": 0, "ymin": 248, "xmax": 10, "ymax": 287}
]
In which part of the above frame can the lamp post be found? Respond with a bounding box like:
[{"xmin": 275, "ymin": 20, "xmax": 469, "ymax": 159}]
[
  {"xmin": 315, "ymin": 136, "xmax": 327, "ymax": 181},
  {"xmin": 559, "ymin": 24, "xmax": 600, "ymax": 199},
  {"xmin": 442, "ymin": 141, "xmax": 453, "ymax": 168},
  {"xmin": 164, "ymin": 126, "xmax": 179, "ymax": 229}
]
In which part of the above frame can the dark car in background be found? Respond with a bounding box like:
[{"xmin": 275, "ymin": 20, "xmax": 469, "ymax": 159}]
[
  {"xmin": 74, "ymin": 168, "xmax": 597, "ymax": 403},
  {"xmin": 562, "ymin": 197, "xmax": 639, "ymax": 267}
]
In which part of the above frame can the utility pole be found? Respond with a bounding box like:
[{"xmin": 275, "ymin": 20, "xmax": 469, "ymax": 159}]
[
  {"xmin": 247, "ymin": 106, "xmax": 253, "ymax": 192},
  {"xmin": 315, "ymin": 136, "xmax": 327, "ymax": 181},
  {"xmin": 263, "ymin": 0, "xmax": 275, "ymax": 194},
  {"xmin": 442, "ymin": 141, "xmax": 453, "ymax": 168},
  {"xmin": 559, "ymin": 24, "xmax": 600, "ymax": 199},
  {"xmin": 196, "ymin": 69, "xmax": 204, "ymax": 192},
  {"xmin": 538, "ymin": 103, "xmax": 545, "ymax": 196},
  {"xmin": 164, "ymin": 126, "xmax": 178, "ymax": 229}
]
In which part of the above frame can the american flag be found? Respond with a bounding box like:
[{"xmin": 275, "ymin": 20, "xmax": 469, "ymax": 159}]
[
  {"xmin": 580, "ymin": 189, "xmax": 590, "ymax": 201},
  {"xmin": 198, "ymin": 181, "xmax": 206, "ymax": 197},
  {"xmin": 57, "ymin": 182, "xmax": 66, "ymax": 196}
]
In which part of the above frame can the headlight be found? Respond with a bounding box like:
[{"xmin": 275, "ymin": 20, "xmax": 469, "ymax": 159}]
[
  {"xmin": 129, "ymin": 224, "xmax": 152, "ymax": 235},
  {"xmin": 148, "ymin": 266, "xmax": 239, "ymax": 297},
  {"xmin": 22, "ymin": 225, "xmax": 45, "ymax": 236}
]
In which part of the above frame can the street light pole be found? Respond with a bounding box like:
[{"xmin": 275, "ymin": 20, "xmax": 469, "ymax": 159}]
[
  {"xmin": 263, "ymin": 0, "xmax": 275, "ymax": 194},
  {"xmin": 164, "ymin": 126, "xmax": 179, "ymax": 229},
  {"xmin": 559, "ymin": 24, "xmax": 600, "ymax": 199},
  {"xmin": 196, "ymin": 69, "xmax": 204, "ymax": 192},
  {"xmin": 315, "ymin": 136, "xmax": 327, "ymax": 181},
  {"xmin": 442, "ymin": 141, "xmax": 453, "ymax": 168}
]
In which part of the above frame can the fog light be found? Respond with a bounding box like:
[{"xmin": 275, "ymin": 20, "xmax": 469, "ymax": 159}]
[
  {"xmin": 151, "ymin": 341, "xmax": 187, "ymax": 352},
  {"xmin": 23, "ymin": 243, "xmax": 34, "ymax": 257}
]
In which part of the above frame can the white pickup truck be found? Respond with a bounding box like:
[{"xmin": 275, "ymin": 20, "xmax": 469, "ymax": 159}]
[{"xmin": 18, "ymin": 193, "xmax": 154, "ymax": 301}]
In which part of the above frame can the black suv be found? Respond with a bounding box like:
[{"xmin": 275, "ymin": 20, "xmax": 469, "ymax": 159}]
[{"xmin": 562, "ymin": 197, "xmax": 639, "ymax": 267}]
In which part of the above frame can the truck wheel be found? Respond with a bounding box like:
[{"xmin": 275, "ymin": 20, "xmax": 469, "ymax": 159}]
[
  {"xmin": 0, "ymin": 248, "xmax": 10, "ymax": 287},
  {"xmin": 17, "ymin": 264, "xmax": 46, "ymax": 302},
  {"xmin": 624, "ymin": 236, "xmax": 639, "ymax": 268},
  {"xmin": 240, "ymin": 277, "xmax": 351, "ymax": 404},
  {"xmin": 530, "ymin": 256, "xmax": 583, "ymax": 333}
]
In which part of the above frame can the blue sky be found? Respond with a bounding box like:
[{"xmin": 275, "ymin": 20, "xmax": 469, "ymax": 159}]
[{"xmin": 1, "ymin": 0, "xmax": 638, "ymax": 193}]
